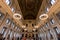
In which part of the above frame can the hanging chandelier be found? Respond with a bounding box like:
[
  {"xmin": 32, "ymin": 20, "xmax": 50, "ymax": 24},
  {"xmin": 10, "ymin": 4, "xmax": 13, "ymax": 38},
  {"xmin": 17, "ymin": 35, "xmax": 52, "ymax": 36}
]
[
  {"xmin": 13, "ymin": 13, "xmax": 22, "ymax": 20},
  {"xmin": 39, "ymin": 14, "xmax": 48, "ymax": 20}
]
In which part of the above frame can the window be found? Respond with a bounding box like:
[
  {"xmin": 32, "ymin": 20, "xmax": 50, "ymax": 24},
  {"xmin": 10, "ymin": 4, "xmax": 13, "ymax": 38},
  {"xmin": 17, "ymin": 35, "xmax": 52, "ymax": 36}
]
[
  {"xmin": 1, "ymin": 28, "xmax": 5, "ymax": 34},
  {"xmin": 5, "ymin": 0, "xmax": 11, "ymax": 5},
  {"xmin": 11, "ymin": 22, "xmax": 15, "ymax": 28},
  {"xmin": 3, "ymin": 30, "xmax": 7, "ymax": 38},
  {"xmin": 50, "ymin": 19, "xmax": 55, "ymax": 24},
  {"xmin": 1, "ymin": 27, "xmax": 7, "ymax": 34},
  {"xmin": 45, "ymin": 23, "xmax": 49, "ymax": 27},
  {"xmin": 46, "ymin": 7, "xmax": 49, "ymax": 12},
  {"xmin": 50, "ymin": 0, "xmax": 55, "ymax": 5},
  {"xmin": 10, "ymin": 32, "xmax": 13, "ymax": 38},
  {"xmin": 11, "ymin": 8, "xmax": 15, "ymax": 12},
  {"xmin": 6, "ymin": 18, "xmax": 11, "ymax": 25},
  {"xmin": 53, "ymin": 27, "xmax": 60, "ymax": 34},
  {"xmin": 48, "ymin": 29, "xmax": 53, "ymax": 39},
  {"xmin": 56, "ymin": 12, "xmax": 60, "ymax": 20},
  {"xmin": 0, "ymin": 12, "xmax": 4, "ymax": 20},
  {"xmin": 7, "ymin": 30, "xmax": 11, "ymax": 39},
  {"xmin": 45, "ymin": 7, "xmax": 49, "ymax": 13}
]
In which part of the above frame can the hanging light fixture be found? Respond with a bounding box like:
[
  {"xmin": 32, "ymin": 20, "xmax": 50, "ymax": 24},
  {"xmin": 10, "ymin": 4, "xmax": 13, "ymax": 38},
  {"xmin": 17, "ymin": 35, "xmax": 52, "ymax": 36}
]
[
  {"xmin": 24, "ymin": 28, "xmax": 27, "ymax": 31},
  {"xmin": 13, "ymin": 13, "xmax": 22, "ymax": 20},
  {"xmin": 34, "ymin": 26, "xmax": 39, "ymax": 28},
  {"xmin": 22, "ymin": 25, "xmax": 26, "ymax": 28},
  {"xmin": 39, "ymin": 14, "xmax": 48, "ymax": 20},
  {"xmin": 33, "ymin": 29, "xmax": 36, "ymax": 31}
]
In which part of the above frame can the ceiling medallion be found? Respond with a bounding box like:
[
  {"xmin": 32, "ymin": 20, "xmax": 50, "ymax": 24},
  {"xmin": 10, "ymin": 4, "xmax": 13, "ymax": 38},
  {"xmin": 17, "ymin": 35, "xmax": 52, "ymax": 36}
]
[
  {"xmin": 13, "ymin": 13, "xmax": 22, "ymax": 19},
  {"xmin": 39, "ymin": 14, "xmax": 48, "ymax": 20}
]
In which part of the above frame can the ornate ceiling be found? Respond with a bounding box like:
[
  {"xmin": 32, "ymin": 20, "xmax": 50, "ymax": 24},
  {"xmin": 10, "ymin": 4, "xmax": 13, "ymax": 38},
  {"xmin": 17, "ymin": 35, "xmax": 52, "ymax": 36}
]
[{"xmin": 17, "ymin": 0, "xmax": 43, "ymax": 20}]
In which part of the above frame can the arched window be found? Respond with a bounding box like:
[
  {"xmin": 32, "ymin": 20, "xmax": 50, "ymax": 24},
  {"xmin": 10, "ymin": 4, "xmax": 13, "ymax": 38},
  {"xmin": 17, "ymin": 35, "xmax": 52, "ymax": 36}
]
[
  {"xmin": 0, "ymin": 12, "xmax": 4, "ymax": 20},
  {"xmin": 1, "ymin": 27, "xmax": 7, "ymax": 34},
  {"xmin": 48, "ymin": 29, "xmax": 53, "ymax": 39},
  {"xmin": 11, "ymin": 22, "xmax": 15, "ymax": 28},
  {"xmin": 11, "ymin": 8, "xmax": 15, "ymax": 12},
  {"xmin": 5, "ymin": 0, "xmax": 11, "ymax": 5},
  {"xmin": 50, "ymin": 0, "xmax": 56, "ymax": 5},
  {"xmin": 50, "ymin": 19, "xmax": 55, "ymax": 24},
  {"xmin": 46, "ymin": 7, "xmax": 49, "ymax": 12},
  {"xmin": 45, "ymin": 23, "xmax": 49, "ymax": 27},
  {"xmin": 10, "ymin": 32, "xmax": 13, "ymax": 38},
  {"xmin": 6, "ymin": 18, "xmax": 11, "ymax": 25},
  {"xmin": 54, "ymin": 27, "xmax": 60, "ymax": 34},
  {"xmin": 56, "ymin": 12, "xmax": 60, "ymax": 20}
]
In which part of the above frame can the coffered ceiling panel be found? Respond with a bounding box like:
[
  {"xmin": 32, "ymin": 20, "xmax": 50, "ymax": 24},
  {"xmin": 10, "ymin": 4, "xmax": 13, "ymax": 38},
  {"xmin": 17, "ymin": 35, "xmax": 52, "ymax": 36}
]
[{"xmin": 17, "ymin": 0, "xmax": 43, "ymax": 20}]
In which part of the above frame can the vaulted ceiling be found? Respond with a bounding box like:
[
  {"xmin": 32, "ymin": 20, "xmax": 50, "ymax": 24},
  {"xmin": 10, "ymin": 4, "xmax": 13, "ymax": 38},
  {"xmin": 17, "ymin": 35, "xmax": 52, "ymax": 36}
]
[{"xmin": 17, "ymin": 0, "xmax": 43, "ymax": 20}]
